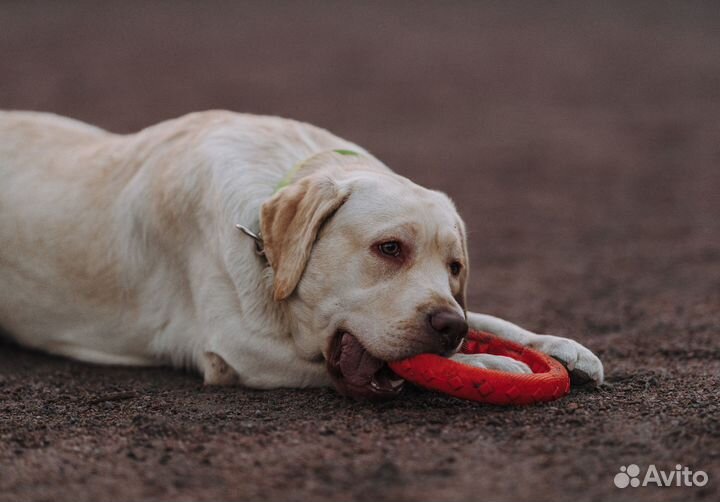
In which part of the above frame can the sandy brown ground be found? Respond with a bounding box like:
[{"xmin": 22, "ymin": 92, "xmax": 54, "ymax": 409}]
[{"xmin": 1, "ymin": 1, "xmax": 719, "ymax": 501}]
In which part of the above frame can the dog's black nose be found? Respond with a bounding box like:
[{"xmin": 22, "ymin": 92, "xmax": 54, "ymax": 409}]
[{"xmin": 428, "ymin": 310, "xmax": 468, "ymax": 351}]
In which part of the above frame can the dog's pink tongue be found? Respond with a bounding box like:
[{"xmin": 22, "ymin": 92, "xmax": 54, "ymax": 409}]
[
  {"xmin": 337, "ymin": 333, "xmax": 385, "ymax": 388},
  {"xmin": 327, "ymin": 333, "xmax": 404, "ymax": 400}
]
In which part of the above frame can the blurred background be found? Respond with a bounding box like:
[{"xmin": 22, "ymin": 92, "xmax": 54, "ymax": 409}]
[{"xmin": 1, "ymin": 2, "xmax": 718, "ymax": 501}]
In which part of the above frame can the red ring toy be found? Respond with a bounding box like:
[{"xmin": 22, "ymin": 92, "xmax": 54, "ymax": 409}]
[{"xmin": 389, "ymin": 329, "xmax": 570, "ymax": 405}]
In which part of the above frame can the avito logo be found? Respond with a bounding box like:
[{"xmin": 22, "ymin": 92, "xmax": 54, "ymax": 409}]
[{"xmin": 614, "ymin": 464, "xmax": 709, "ymax": 488}]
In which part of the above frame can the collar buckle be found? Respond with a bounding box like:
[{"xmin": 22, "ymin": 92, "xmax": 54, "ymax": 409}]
[{"xmin": 235, "ymin": 224, "xmax": 265, "ymax": 257}]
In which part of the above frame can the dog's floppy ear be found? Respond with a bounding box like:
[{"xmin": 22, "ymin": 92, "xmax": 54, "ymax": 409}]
[
  {"xmin": 261, "ymin": 174, "xmax": 349, "ymax": 301},
  {"xmin": 455, "ymin": 216, "xmax": 470, "ymax": 316}
]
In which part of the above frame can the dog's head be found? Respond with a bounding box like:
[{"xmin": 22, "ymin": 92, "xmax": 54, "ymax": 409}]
[{"xmin": 260, "ymin": 151, "xmax": 469, "ymax": 399}]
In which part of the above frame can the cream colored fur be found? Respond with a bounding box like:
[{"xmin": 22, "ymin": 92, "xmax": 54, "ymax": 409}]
[{"xmin": 0, "ymin": 110, "xmax": 603, "ymax": 389}]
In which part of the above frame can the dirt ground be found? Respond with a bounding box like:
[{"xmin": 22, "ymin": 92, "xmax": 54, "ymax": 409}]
[{"xmin": 1, "ymin": 1, "xmax": 719, "ymax": 501}]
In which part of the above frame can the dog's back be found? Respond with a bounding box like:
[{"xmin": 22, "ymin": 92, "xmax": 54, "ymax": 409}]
[
  {"xmin": 0, "ymin": 110, "xmax": 361, "ymax": 369},
  {"xmin": 0, "ymin": 111, "xmax": 160, "ymax": 364}
]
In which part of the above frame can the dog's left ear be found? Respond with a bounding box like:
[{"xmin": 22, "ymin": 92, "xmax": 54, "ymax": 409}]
[
  {"xmin": 455, "ymin": 217, "xmax": 469, "ymax": 316},
  {"xmin": 261, "ymin": 174, "xmax": 349, "ymax": 301}
]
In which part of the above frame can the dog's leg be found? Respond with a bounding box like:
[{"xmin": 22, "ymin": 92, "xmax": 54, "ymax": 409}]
[
  {"xmin": 203, "ymin": 351, "xmax": 242, "ymax": 385},
  {"xmin": 201, "ymin": 346, "xmax": 330, "ymax": 389},
  {"xmin": 465, "ymin": 312, "xmax": 604, "ymax": 385},
  {"xmin": 450, "ymin": 352, "xmax": 532, "ymax": 373}
]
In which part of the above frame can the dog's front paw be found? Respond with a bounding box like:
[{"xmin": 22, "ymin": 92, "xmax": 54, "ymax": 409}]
[
  {"xmin": 450, "ymin": 353, "xmax": 532, "ymax": 374},
  {"xmin": 527, "ymin": 335, "xmax": 604, "ymax": 386}
]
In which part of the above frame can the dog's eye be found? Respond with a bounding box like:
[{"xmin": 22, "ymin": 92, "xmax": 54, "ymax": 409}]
[
  {"xmin": 378, "ymin": 241, "xmax": 401, "ymax": 257},
  {"xmin": 449, "ymin": 261, "xmax": 462, "ymax": 276}
]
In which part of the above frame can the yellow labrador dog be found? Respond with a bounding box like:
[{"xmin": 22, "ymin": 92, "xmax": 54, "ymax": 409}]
[{"xmin": 0, "ymin": 110, "xmax": 603, "ymax": 399}]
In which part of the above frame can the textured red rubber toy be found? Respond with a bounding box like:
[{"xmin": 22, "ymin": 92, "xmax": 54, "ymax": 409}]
[{"xmin": 388, "ymin": 329, "xmax": 570, "ymax": 405}]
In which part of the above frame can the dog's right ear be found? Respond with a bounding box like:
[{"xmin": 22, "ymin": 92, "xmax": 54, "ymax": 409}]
[{"xmin": 260, "ymin": 174, "xmax": 349, "ymax": 301}]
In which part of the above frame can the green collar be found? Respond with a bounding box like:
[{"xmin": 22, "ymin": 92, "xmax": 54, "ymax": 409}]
[
  {"xmin": 274, "ymin": 149, "xmax": 360, "ymax": 193},
  {"xmin": 238, "ymin": 150, "xmax": 361, "ymax": 258}
]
